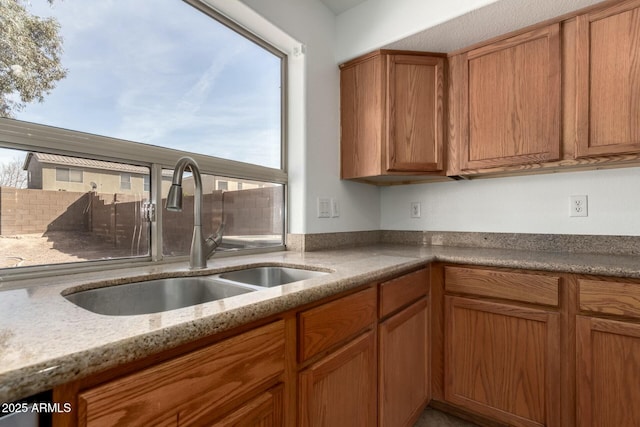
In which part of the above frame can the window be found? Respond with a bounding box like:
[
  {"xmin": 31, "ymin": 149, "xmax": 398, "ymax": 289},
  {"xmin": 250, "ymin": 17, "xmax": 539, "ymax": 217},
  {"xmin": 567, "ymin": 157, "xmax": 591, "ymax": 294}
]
[
  {"xmin": 0, "ymin": 0, "xmax": 286, "ymax": 275},
  {"xmin": 120, "ymin": 173, "xmax": 131, "ymax": 190},
  {"xmin": 56, "ymin": 168, "xmax": 83, "ymax": 183}
]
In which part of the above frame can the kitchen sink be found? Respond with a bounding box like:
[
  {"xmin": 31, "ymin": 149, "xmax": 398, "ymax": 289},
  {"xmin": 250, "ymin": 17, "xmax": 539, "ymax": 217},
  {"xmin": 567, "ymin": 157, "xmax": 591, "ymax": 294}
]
[
  {"xmin": 216, "ymin": 266, "xmax": 328, "ymax": 288},
  {"xmin": 63, "ymin": 277, "xmax": 255, "ymax": 316}
]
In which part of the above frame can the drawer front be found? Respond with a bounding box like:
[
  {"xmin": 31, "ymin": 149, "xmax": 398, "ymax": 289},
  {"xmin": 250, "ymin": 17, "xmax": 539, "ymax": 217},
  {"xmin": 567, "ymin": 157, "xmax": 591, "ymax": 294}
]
[
  {"xmin": 579, "ymin": 279, "xmax": 640, "ymax": 319},
  {"xmin": 445, "ymin": 266, "xmax": 559, "ymax": 306},
  {"xmin": 79, "ymin": 321, "xmax": 285, "ymax": 426},
  {"xmin": 379, "ymin": 268, "xmax": 429, "ymax": 318},
  {"xmin": 299, "ymin": 286, "xmax": 377, "ymax": 363}
]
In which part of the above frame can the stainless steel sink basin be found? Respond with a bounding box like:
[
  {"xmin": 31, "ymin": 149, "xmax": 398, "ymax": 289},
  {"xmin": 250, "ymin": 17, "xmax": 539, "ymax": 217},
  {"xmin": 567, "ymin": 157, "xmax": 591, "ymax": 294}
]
[
  {"xmin": 217, "ymin": 266, "xmax": 328, "ymax": 288},
  {"xmin": 63, "ymin": 277, "xmax": 254, "ymax": 316}
]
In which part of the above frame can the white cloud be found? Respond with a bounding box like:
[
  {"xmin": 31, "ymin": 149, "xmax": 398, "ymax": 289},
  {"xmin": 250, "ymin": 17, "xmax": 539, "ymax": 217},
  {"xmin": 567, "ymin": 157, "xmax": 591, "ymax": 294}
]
[{"xmin": 15, "ymin": 0, "xmax": 282, "ymax": 169}]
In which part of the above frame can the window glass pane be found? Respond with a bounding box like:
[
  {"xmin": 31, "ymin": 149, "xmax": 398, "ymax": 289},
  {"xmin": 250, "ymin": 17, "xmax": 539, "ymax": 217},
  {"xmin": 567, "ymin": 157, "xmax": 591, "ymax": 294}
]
[
  {"xmin": 69, "ymin": 169, "xmax": 83, "ymax": 183},
  {"xmin": 55, "ymin": 168, "xmax": 69, "ymax": 182},
  {"xmin": 0, "ymin": 147, "xmax": 150, "ymax": 269},
  {"xmin": 120, "ymin": 173, "xmax": 131, "ymax": 190},
  {"xmin": 7, "ymin": 1, "xmax": 282, "ymax": 169},
  {"xmin": 162, "ymin": 170, "xmax": 283, "ymax": 256}
]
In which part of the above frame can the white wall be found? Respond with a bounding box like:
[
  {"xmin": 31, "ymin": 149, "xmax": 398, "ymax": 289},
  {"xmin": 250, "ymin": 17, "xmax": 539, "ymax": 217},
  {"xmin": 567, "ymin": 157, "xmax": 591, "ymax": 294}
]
[
  {"xmin": 238, "ymin": 0, "xmax": 380, "ymax": 234},
  {"xmin": 234, "ymin": 0, "xmax": 640, "ymax": 237},
  {"xmin": 381, "ymin": 168, "xmax": 640, "ymax": 236}
]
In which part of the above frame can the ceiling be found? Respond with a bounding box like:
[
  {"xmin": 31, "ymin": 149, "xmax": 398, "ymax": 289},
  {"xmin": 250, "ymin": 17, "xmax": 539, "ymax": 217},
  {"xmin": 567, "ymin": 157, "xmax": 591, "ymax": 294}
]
[
  {"xmin": 320, "ymin": 0, "xmax": 367, "ymax": 15},
  {"xmin": 381, "ymin": 0, "xmax": 602, "ymax": 53}
]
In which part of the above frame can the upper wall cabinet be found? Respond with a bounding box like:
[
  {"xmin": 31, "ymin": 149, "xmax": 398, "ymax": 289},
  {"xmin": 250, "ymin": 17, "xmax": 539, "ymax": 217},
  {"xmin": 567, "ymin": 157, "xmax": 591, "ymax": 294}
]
[
  {"xmin": 575, "ymin": 0, "xmax": 640, "ymax": 157},
  {"xmin": 340, "ymin": 50, "xmax": 446, "ymax": 182},
  {"xmin": 456, "ymin": 24, "xmax": 562, "ymax": 171}
]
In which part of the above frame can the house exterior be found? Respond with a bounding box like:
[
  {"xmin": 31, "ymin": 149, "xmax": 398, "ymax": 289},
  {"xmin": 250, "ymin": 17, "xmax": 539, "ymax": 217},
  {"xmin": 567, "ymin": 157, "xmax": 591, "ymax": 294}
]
[
  {"xmin": 22, "ymin": 152, "xmax": 270, "ymax": 196},
  {"xmin": 23, "ymin": 152, "xmax": 151, "ymax": 194}
]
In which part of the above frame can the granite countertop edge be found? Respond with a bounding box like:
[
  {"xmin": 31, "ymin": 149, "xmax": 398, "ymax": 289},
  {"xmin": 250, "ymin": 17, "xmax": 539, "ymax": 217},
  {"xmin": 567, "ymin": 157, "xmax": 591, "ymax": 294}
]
[{"xmin": 2, "ymin": 243, "xmax": 640, "ymax": 403}]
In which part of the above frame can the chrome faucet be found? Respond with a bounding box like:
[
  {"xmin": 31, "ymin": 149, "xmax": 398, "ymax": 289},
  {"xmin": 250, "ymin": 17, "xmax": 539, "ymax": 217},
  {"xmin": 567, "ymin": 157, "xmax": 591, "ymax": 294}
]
[{"xmin": 166, "ymin": 156, "xmax": 224, "ymax": 270}]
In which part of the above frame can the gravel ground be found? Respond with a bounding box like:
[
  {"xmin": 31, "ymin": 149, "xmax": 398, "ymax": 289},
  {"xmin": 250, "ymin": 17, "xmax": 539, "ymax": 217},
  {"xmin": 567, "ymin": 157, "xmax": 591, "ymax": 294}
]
[{"xmin": 0, "ymin": 232, "xmax": 143, "ymax": 268}]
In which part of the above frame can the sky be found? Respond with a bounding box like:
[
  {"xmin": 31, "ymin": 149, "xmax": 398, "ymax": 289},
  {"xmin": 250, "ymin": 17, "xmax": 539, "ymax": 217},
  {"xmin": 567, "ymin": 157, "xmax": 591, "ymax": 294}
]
[{"xmin": 0, "ymin": 0, "xmax": 282, "ymax": 169}]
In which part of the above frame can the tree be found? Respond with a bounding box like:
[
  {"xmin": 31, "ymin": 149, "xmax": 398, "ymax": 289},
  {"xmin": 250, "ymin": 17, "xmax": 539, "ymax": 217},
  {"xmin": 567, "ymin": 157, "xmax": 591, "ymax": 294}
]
[
  {"xmin": 0, "ymin": 0, "xmax": 67, "ymax": 118},
  {"xmin": 0, "ymin": 156, "xmax": 27, "ymax": 188}
]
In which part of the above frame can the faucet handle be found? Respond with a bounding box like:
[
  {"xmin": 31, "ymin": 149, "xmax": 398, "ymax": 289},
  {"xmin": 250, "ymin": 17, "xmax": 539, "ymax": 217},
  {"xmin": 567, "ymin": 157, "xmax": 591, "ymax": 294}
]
[{"xmin": 205, "ymin": 223, "xmax": 225, "ymax": 255}]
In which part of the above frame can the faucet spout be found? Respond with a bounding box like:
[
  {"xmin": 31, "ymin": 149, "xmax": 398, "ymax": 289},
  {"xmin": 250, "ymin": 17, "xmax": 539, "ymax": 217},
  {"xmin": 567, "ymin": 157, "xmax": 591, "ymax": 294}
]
[{"xmin": 166, "ymin": 156, "xmax": 220, "ymax": 270}]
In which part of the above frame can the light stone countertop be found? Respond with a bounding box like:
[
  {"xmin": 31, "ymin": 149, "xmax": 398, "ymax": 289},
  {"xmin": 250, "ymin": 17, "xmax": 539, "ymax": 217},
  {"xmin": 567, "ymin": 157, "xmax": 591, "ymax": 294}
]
[{"xmin": 2, "ymin": 243, "xmax": 640, "ymax": 403}]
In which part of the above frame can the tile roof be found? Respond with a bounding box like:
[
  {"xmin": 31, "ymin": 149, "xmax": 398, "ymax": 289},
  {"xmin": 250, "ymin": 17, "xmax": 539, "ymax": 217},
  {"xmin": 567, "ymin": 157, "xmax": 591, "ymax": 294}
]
[{"xmin": 24, "ymin": 153, "xmax": 149, "ymax": 175}]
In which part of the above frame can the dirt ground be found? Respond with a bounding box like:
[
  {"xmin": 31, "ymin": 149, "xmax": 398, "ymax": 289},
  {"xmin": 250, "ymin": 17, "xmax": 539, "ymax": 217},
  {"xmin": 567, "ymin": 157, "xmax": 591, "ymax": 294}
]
[{"xmin": 0, "ymin": 232, "xmax": 143, "ymax": 268}]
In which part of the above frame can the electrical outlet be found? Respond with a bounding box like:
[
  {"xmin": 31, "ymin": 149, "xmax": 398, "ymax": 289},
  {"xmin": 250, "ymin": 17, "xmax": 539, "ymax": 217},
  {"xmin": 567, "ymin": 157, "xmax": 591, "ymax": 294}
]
[
  {"xmin": 410, "ymin": 202, "xmax": 421, "ymax": 218},
  {"xmin": 570, "ymin": 195, "xmax": 588, "ymax": 217}
]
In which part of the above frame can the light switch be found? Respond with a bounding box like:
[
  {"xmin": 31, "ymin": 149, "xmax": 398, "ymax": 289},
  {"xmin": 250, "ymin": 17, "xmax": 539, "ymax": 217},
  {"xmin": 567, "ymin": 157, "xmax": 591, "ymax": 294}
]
[
  {"xmin": 331, "ymin": 198, "xmax": 339, "ymax": 218},
  {"xmin": 317, "ymin": 197, "xmax": 331, "ymax": 218}
]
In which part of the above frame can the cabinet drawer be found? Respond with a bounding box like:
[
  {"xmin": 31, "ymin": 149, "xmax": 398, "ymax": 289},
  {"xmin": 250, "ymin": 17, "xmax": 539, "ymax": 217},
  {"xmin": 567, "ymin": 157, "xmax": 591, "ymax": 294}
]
[
  {"xmin": 445, "ymin": 266, "xmax": 559, "ymax": 306},
  {"xmin": 78, "ymin": 321, "xmax": 285, "ymax": 426},
  {"xmin": 379, "ymin": 268, "xmax": 428, "ymax": 318},
  {"xmin": 299, "ymin": 286, "xmax": 377, "ymax": 363},
  {"xmin": 579, "ymin": 279, "xmax": 640, "ymax": 319}
]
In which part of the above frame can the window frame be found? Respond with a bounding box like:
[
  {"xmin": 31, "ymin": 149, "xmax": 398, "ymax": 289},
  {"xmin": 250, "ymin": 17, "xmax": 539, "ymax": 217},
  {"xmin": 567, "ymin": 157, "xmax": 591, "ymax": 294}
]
[
  {"xmin": 0, "ymin": 0, "xmax": 288, "ymax": 280},
  {"xmin": 55, "ymin": 167, "xmax": 83, "ymax": 183}
]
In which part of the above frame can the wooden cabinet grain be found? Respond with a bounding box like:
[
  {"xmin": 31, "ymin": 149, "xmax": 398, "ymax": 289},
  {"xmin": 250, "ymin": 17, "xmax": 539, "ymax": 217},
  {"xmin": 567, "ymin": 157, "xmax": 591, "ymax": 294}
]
[
  {"xmin": 576, "ymin": 316, "xmax": 640, "ymax": 427},
  {"xmin": 298, "ymin": 330, "xmax": 377, "ymax": 427},
  {"xmin": 379, "ymin": 298, "xmax": 429, "ymax": 427},
  {"xmin": 297, "ymin": 286, "xmax": 377, "ymax": 427},
  {"xmin": 298, "ymin": 286, "xmax": 377, "ymax": 363},
  {"xmin": 340, "ymin": 50, "xmax": 446, "ymax": 181},
  {"xmin": 75, "ymin": 321, "xmax": 286, "ymax": 427},
  {"xmin": 378, "ymin": 268, "xmax": 430, "ymax": 427},
  {"xmin": 576, "ymin": 276, "xmax": 640, "ymax": 427},
  {"xmin": 444, "ymin": 296, "xmax": 561, "ymax": 427},
  {"xmin": 575, "ymin": 0, "xmax": 640, "ymax": 158},
  {"xmin": 456, "ymin": 24, "xmax": 561, "ymax": 170}
]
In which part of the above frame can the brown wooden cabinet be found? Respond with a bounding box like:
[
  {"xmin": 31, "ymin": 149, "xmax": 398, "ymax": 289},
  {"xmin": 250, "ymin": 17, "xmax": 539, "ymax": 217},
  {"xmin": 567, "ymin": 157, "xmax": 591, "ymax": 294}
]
[
  {"xmin": 378, "ymin": 268, "xmax": 430, "ymax": 427},
  {"xmin": 576, "ymin": 316, "xmax": 640, "ymax": 427},
  {"xmin": 297, "ymin": 286, "xmax": 377, "ymax": 427},
  {"xmin": 189, "ymin": 385, "xmax": 284, "ymax": 427},
  {"xmin": 379, "ymin": 298, "xmax": 429, "ymax": 427},
  {"xmin": 576, "ymin": 277, "xmax": 640, "ymax": 427},
  {"xmin": 340, "ymin": 50, "xmax": 446, "ymax": 181},
  {"xmin": 444, "ymin": 296, "xmax": 561, "ymax": 427},
  {"xmin": 298, "ymin": 330, "xmax": 377, "ymax": 427},
  {"xmin": 455, "ymin": 24, "xmax": 561, "ymax": 171},
  {"xmin": 440, "ymin": 266, "xmax": 562, "ymax": 427},
  {"xmin": 575, "ymin": 0, "xmax": 640, "ymax": 158},
  {"xmin": 75, "ymin": 321, "xmax": 286, "ymax": 427}
]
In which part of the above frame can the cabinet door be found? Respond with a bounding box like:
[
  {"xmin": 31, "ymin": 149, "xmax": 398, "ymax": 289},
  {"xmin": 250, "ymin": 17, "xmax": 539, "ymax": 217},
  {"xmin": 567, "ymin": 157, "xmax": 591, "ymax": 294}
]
[
  {"xmin": 575, "ymin": 0, "xmax": 640, "ymax": 157},
  {"xmin": 78, "ymin": 321, "xmax": 285, "ymax": 426},
  {"xmin": 386, "ymin": 55, "xmax": 444, "ymax": 172},
  {"xmin": 379, "ymin": 298, "xmax": 429, "ymax": 427},
  {"xmin": 576, "ymin": 316, "xmax": 640, "ymax": 427},
  {"xmin": 184, "ymin": 385, "xmax": 284, "ymax": 427},
  {"xmin": 461, "ymin": 24, "xmax": 561, "ymax": 170},
  {"xmin": 340, "ymin": 54, "xmax": 384, "ymax": 179},
  {"xmin": 445, "ymin": 296, "xmax": 561, "ymax": 427},
  {"xmin": 298, "ymin": 330, "xmax": 376, "ymax": 427}
]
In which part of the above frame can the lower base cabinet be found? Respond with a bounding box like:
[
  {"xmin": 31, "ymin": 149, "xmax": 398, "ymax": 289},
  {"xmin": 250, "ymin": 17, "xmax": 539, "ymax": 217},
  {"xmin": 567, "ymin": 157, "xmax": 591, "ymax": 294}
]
[
  {"xmin": 444, "ymin": 296, "xmax": 561, "ymax": 427},
  {"xmin": 298, "ymin": 330, "xmax": 377, "ymax": 427},
  {"xmin": 379, "ymin": 298, "xmax": 429, "ymax": 427},
  {"xmin": 576, "ymin": 316, "xmax": 640, "ymax": 427},
  {"xmin": 203, "ymin": 385, "xmax": 284, "ymax": 427}
]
